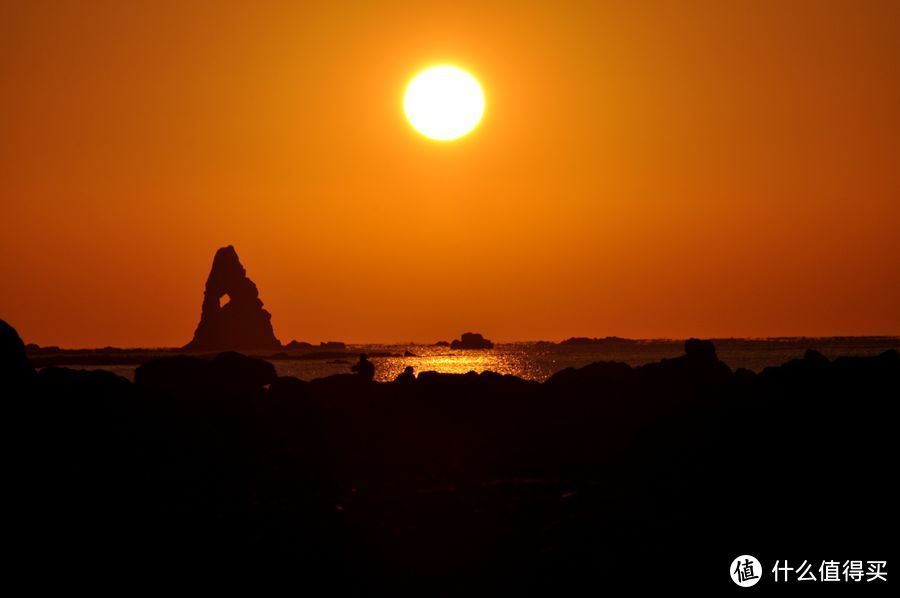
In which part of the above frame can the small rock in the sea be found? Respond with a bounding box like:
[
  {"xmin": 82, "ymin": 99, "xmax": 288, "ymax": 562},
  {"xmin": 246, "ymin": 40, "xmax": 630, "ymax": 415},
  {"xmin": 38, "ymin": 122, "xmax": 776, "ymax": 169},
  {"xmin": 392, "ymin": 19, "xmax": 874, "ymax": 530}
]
[{"xmin": 450, "ymin": 332, "xmax": 494, "ymax": 349}]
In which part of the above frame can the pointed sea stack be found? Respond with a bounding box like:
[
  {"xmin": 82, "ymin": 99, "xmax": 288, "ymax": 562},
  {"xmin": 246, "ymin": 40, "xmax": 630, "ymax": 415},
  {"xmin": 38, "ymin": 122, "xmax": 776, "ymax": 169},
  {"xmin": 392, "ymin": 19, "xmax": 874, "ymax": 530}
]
[{"xmin": 184, "ymin": 246, "xmax": 281, "ymax": 351}]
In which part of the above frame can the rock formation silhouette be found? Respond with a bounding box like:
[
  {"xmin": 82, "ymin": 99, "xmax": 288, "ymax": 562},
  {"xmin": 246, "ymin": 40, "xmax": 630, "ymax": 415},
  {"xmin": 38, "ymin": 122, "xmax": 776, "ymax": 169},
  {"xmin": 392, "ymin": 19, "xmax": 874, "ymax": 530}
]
[
  {"xmin": 451, "ymin": 332, "xmax": 494, "ymax": 349},
  {"xmin": 285, "ymin": 340, "xmax": 314, "ymax": 351},
  {"xmin": 1, "ymin": 319, "xmax": 34, "ymax": 391},
  {"xmin": 135, "ymin": 351, "xmax": 276, "ymax": 399},
  {"xmin": 285, "ymin": 340, "xmax": 347, "ymax": 352},
  {"xmin": 184, "ymin": 246, "xmax": 281, "ymax": 351},
  {"xmin": 10, "ymin": 331, "xmax": 899, "ymax": 591}
]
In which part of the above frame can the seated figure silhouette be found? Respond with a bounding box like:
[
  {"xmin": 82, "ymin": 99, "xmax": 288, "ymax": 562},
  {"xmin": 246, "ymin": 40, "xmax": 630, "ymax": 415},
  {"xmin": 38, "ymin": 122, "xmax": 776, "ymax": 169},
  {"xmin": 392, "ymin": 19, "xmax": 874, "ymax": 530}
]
[
  {"xmin": 394, "ymin": 365, "xmax": 415, "ymax": 384},
  {"xmin": 351, "ymin": 353, "xmax": 375, "ymax": 380}
]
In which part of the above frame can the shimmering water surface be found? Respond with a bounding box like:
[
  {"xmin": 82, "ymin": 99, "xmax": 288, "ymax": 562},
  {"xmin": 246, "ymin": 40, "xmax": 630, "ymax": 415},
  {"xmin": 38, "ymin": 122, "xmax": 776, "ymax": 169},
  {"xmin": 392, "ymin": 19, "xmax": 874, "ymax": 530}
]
[{"xmin": 84, "ymin": 338, "xmax": 899, "ymax": 383}]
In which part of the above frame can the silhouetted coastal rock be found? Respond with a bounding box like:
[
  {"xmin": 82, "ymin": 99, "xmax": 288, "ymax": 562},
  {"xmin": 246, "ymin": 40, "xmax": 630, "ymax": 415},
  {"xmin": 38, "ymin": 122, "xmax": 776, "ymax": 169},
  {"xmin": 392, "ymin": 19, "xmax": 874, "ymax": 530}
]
[
  {"xmin": 546, "ymin": 359, "xmax": 635, "ymax": 387},
  {"xmin": 635, "ymin": 338, "xmax": 732, "ymax": 395},
  {"xmin": 12, "ymin": 336, "xmax": 899, "ymax": 592},
  {"xmin": 285, "ymin": 340, "xmax": 347, "ymax": 352},
  {"xmin": 319, "ymin": 341, "xmax": 347, "ymax": 350},
  {"xmin": 285, "ymin": 340, "xmax": 314, "ymax": 351},
  {"xmin": 450, "ymin": 332, "xmax": 494, "ymax": 349},
  {"xmin": 1, "ymin": 320, "xmax": 34, "ymax": 390},
  {"xmin": 37, "ymin": 365, "xmax": 131, "ymax": 393},
  {"xmin": 268, "ymin": 351, "xmax": 353, "ymax": 361},
  {"xmin": 558, "ymin": 336, "xmax": 636, "ymax": 346},
  {"xmin": 25, "ymin": 343, "xmax": 62, "ymax": 354},
  {"xmin": 135, "ymin": 351, "xmax": 276, "ymax": 398},
  {"xmin": 184, "ymin": 246, "xmax": 281, "ymax": 351},
  {"xmin": 684, "ymin": 337, "xmax": 716, "ymax": 360},
  {"xmin": 804, "ymin": 348, "xmax": 829, "ymax": 363},
  {"xmin": 267, "ymin": 375, "xmax": 309, "ymax": 400},
  {"xmin": 434, "ymin": 340, "xmax": 450, "ymax": 347}
]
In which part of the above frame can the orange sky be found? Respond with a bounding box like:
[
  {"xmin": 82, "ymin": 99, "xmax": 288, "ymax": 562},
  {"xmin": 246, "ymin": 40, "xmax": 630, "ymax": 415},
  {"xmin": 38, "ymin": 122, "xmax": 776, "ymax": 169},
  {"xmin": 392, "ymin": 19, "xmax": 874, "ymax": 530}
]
[{"xmin": 2, "ymin": 0, "xmax": 899, "ymax": 347}]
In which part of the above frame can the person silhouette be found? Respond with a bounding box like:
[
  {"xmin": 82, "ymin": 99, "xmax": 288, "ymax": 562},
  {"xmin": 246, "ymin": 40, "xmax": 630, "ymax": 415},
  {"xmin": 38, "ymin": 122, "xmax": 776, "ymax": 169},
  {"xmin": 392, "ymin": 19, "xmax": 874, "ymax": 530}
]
[
  {"xmin": 394, "ymin": 365, "xmax": 415, "ymax": 384},
  {"xmin": 351, "ymin": 353, "xmax": 375, "ymax": 380}
]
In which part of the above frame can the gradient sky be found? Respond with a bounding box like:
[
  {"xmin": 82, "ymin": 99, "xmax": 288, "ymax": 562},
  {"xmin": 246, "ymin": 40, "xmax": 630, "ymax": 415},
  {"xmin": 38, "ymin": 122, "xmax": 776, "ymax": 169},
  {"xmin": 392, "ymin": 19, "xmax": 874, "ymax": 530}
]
[{"xmin": 2, "ymin": 0, "xmax": 899, "ymax": 347}]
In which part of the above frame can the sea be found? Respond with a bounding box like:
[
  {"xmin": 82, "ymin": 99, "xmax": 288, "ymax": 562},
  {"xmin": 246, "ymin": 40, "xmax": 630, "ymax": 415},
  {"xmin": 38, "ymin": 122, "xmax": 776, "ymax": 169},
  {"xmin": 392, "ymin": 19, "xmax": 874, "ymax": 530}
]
[{"xmin": 77, "ymin": 337, "xmax": 899, "ymax": 383}]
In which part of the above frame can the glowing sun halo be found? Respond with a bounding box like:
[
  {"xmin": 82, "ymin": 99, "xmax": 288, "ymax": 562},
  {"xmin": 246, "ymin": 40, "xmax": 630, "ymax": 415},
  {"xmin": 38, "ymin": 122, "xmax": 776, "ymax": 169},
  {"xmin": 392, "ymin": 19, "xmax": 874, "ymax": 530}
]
[{"xmin": 404, "ymin": 66, "xmax": 485, "ymax": 141}]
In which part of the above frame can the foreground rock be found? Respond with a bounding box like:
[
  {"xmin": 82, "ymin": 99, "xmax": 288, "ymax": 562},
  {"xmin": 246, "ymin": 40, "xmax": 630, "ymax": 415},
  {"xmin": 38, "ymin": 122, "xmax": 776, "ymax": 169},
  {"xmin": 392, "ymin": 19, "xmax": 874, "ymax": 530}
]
[
  {"xmin": 1, "ymin": 319, "xmax": 35, "ymax": 390},
  {"xmin": 184, "ymin": 245, "xmax": 281, "ymax": 351},
  {"xmin": 11, "ymin": 331, "xmax": 899, "ymax": 591},
  {"xmin": 450, "ymin": 332, "xmax": 494, "ymax": 349},
  {"xmin": 135, "ymin": 351, "xmax": 276, "ymax": 398}
]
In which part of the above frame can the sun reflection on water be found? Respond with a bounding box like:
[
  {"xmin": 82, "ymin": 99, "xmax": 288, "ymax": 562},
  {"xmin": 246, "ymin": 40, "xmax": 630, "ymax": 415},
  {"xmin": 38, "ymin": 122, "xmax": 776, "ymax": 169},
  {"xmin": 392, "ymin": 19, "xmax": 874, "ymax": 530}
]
[
  {"xmin": 271, "ymin": 344, "xmax": 581, "ymax": 382},
  {"xmin": 374, "ymin": 349, "xmax": 528, "ymax": 382}
]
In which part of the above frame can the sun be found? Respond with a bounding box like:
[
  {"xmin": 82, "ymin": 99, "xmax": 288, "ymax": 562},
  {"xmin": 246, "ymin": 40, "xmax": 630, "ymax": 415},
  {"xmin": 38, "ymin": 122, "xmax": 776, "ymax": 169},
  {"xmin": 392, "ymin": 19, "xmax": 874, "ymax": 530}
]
[{"xmin": 404, "ymin": 65, "xmax": 485, "ymax": 141}]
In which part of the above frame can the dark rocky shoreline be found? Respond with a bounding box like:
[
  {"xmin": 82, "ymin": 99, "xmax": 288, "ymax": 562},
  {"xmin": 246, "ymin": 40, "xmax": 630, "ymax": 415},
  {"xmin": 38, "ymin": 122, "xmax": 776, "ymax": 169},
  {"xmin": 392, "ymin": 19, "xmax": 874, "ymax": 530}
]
[{"xmin": 4, "ymin": 320, "xmax": 897, "ymax": 592}]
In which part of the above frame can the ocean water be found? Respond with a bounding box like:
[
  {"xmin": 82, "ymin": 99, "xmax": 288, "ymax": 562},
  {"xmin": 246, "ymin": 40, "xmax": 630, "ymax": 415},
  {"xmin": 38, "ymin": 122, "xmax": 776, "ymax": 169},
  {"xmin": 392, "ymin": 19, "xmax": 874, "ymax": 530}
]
[{"xmin": 83, "ymin": 338, "xmax": 899, "ymax": 383}]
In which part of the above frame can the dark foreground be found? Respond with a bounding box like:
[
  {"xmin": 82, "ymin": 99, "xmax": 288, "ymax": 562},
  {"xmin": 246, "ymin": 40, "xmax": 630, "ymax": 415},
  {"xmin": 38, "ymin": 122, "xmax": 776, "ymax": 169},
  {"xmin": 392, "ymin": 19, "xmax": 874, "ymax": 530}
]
[{"xmin": 4, "ymin": 323, "xmax": 896, "ymax": 593}]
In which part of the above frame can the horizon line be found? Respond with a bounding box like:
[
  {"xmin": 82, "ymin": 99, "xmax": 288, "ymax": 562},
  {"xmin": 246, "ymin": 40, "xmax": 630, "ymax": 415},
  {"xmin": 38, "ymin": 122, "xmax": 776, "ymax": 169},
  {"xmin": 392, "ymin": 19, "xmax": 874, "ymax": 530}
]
[{"xmin": 23, "ymin": 333, "xmax": 900, "ymax": 352}]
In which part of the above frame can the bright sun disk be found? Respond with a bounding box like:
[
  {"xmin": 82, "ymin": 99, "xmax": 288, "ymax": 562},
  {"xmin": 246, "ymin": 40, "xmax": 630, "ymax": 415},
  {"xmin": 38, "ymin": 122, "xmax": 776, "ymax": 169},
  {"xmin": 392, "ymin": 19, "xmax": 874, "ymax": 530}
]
[{"xmin": 404, "ymin": 65, "xmax": 485, "ymax": 141}]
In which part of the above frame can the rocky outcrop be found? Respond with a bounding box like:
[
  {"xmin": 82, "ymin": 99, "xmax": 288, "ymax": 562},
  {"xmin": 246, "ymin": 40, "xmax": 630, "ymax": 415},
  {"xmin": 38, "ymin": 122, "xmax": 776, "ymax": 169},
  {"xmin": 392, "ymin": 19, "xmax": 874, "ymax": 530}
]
[
  {"xmin": 684, "ymin": 337, "xmax": 717, "ymax": 361},
  {"xmin": 135, "ymin": 351, "xmax": 276, "ymax": 399},
  {"xmin": 1, "ymin": 319, "xmax": 35, "ymax": 390},
  {"xmin": 285, "ymin": 340, "xmax": 347, "ymax": 352},
  {"xmin": 450, "ymin": 332, "xmax": 494, "ymax": 350},
  {"xmin": 184, "ymin": 246, "xmax": 281, "ymax": 351},
  {"xmin": 559, "ymin": 336, "xmax": 636, "ymax": 346},
  {"xmin": 319, "ymin": 341, "xmax": 347, "ymax": 350},
  {"xmin": 285, "ymin": 340, "xmax": 314, "ymax": 351},
  {"xmin": 15, "ymin": 333, "xmax": 899, "ymax": 588}
]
